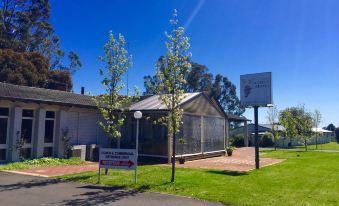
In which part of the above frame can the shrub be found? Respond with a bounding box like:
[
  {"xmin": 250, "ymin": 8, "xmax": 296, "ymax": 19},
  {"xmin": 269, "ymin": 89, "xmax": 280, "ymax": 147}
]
[
  {"xmin": 259, "ymin": 132, "xmax": 274, "ymax": 147},
  {"xmin": 0, "ymin": 157, "xmax": 85, "ymax": 170},
  {"xmin": 230, "ymin": 134, "xmax": 244, "ymax": 147}
]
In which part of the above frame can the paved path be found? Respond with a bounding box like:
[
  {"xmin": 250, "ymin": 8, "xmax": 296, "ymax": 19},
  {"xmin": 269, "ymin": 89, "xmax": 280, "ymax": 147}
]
[
  {"xmin": 0, "ymin": 172, "xmax": 224, "ymax": 206},
  {"xmin": 261, "ymin": 147, "xmax": 339, "ymax": 153},
  {"xmin": 13, "ymin": 162, "xmax": 98, "ymax": 177},
  {"xmin": 176, "ymin": 147, "xmax": 284, "ymax": 172}
]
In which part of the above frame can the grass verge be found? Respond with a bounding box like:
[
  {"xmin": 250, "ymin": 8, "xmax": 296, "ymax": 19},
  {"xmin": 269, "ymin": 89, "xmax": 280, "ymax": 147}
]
[
  {"xmin": 295, "ymin": 141, "xmax": 339, "ymax": 150},
  {"xmin": 0, "ymin": 157, "xmax": 85, "ymax": 170},
  {"xmin": 59, "ymin": 150, "xmax": 339, "ymax": 206}
]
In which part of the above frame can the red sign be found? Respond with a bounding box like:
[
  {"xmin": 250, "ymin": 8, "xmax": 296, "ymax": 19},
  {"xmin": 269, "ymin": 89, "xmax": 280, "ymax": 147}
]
[
  {"xmin": 100, "ymin": 160, "xmax": 134, "ymax": 168},
  {"xmin": 99, "ymin": 148, "xmax": 136, "ymax": 170}
]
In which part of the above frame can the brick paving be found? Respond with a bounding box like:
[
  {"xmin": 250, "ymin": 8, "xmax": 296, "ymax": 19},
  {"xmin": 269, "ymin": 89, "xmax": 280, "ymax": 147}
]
[
  {"xmin": 11, "ymin": 162, "xmax": 98, "ymax": 177},
  {"xmin": 8, "ymin": 147, "xmax": 284, "ymax": 177},
  {"xmin": 175, "ymin": 147, "xmax": 285, "ymax": 172}
]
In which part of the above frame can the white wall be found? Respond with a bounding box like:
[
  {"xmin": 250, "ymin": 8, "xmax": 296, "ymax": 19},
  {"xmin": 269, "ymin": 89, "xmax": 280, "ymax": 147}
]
[{"xmin": 0, "ymin": 99, "xmax": 109, "ymax": 162}]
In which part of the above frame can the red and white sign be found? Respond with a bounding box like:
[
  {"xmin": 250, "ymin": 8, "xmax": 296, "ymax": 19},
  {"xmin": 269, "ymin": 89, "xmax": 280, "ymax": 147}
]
[{"xmin": 99, "ymin": 148, "xmax": 136, "ymax": 170}]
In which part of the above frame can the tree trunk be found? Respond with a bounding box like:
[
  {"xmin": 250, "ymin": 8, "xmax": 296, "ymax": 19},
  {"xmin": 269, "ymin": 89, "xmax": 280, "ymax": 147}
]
[
  {"xmin": 304, "ymin": 140, "xmax": 308, "ymax": 151},
  {"xmin": 171, "ymin": 130, "xmax": 176, "ymax": 183}
]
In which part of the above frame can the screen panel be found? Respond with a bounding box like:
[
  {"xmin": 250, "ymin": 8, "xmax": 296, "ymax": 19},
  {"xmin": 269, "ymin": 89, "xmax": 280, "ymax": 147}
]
[{"xmin": 203, "ymin": 116, "xmax": 225, "ymax": 152}]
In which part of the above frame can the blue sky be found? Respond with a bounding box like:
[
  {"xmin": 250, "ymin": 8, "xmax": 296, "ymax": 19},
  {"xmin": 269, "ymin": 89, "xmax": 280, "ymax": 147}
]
[{"xmin": 50, "ymin": 0, "xmax": 339, "ymax": 127}]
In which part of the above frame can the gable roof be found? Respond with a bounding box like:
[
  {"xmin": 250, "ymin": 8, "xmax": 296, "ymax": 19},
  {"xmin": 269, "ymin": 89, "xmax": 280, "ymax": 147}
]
[
  {"xmin": 248, "ymin": 123, "xmax": 286, "ymax": 131},
  {"xmin": 130, "ymin": 92, "xmax": 201, "ymax": 111},
  {"xmin": 0, "ymin": 82, "xmax": 96, "ymax": 108},
  {"xmin": 312, "ymin": 127, "xmax": 332, "ymax": 133},
  {"xmin": 226, "ymin": 113, "xmax": 251, "ymax": 122}
]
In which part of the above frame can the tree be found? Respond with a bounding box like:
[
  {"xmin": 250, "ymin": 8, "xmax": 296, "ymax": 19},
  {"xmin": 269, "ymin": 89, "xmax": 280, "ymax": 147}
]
[
  {"xmin": 94, "ymin": 31, "xmax": 137, "ymax": 147},
  {"xmin": 266, "ymin": 105, "xmax": 280, "ymax": 150},
  {"xmin": 0, "ymin": 49, "xmax": 49, "ymax": 87},
  {"xmin": 0, "ymin": 0, "xmax": 81, "ymax": 89},
  {"xmin": 155, "ymin": 9, "xmax": 191, "ymax": 183},
  {"xmin": 312, "ymin": 109, "xmax": 322, "ymax": 149},
  {"xmin": 144, "ymin": 62, "xmax": 245, "ymax": 116},
  {"xmin": 279, "ymin": 108, "xmax": 297, "ymax": 148},
  {"xmin": 280, "ymin": 105, "xmax": 313, "ymax": 151},
  {"xmin": 47, "ymin": 70, "xmax": 73, "ymax": 91},
  {"xmin": 326, "ymin": 123, "xmax": 336, "ymax": 132}
]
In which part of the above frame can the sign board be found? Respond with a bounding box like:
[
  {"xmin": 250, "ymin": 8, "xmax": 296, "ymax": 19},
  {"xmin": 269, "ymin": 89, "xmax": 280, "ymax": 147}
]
[
  {"xmin": 99, "ymin": 148, "xmax": 136, "ymax": 170},
  {"xmin": 240, "ymin": 72, "xmax": 272, "ymax": 106}
]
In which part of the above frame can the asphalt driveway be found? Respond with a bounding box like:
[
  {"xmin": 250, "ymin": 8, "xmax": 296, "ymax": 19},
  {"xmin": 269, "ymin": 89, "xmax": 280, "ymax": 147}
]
[{"xmin": 0, "ymin": 171, "xmax": 223, "ymax": 206}]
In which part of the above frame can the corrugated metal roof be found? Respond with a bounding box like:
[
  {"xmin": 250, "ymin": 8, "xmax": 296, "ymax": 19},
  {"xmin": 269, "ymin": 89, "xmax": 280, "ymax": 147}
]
[
  {"xmin": 0, "ymin": 82, "xmax": 96, "ymax": 108},
  {"xmin": 226, "ymin": 113, "xmax": 251, "ymax": 122},
  {"xmin": 130, "ymin": 92, "xmax": 201, "ymax": 110},
  {"xmin": 253, "ymin": 124, "xmax": 286, "ymax": 131},
  {"xmin": 312, "ymin": 127, "xmax": 332, "ymax": 133}
]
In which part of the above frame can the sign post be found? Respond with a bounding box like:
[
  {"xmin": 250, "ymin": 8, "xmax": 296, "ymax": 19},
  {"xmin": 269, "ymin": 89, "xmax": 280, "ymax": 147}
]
[
  {"xmin": 98, "ymin": 148, "xmax": 137, "ymax": 182},
  {"xmin": 240, "ymin": 72, "xmax": 272, "ymax": 169},
  {"xmin": 254, "ymin": 106, "xmax": 259, "ymax": 169},
  {"xmin": 98, "ymin": 111, "xmax": 142, "ymax": 184}
]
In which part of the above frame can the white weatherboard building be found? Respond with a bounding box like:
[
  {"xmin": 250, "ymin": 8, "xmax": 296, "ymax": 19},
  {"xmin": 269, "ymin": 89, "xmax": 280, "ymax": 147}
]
[{"xmin": 0, "ymin": 82, "xmax": 248, "ymax": 163}]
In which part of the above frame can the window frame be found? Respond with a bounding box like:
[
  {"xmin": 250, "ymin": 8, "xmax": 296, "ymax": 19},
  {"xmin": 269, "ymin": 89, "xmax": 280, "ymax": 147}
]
[
  {"xmin": 0, "ymin": 107, "xmax": 9, "ymax": 162},
  {"xmin": 43, "ymin": 111, "xmax": 56, "ymax": 154},
  {"xmin": 21, "ymin": 109, "xmax": 35, "ymax": 159}
]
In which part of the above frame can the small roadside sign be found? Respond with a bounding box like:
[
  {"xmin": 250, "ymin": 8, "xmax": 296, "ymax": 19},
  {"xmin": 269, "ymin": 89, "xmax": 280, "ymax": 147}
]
[{"xmin": 99, "ymin": 148, "xmax": 136, "ymax": 170}]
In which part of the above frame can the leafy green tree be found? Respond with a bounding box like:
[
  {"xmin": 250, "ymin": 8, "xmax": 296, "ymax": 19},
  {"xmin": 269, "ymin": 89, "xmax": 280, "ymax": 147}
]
[
  {"xmin": 326, "ymin": 123, "xmax": 336, "ymax": 132},
  {"xmin": 280, "ymin": 105, "xmax": 313, "ymax": 151},
  {"xmin": 0, "ymin": 0, "xmax": 81, "ymax": 89},
  {"xmin": 94, "ymin": 31, "xmax": 138, "ymax": 147},
  {"xmin": 280, "ymin": 108, "xmax": 297, "ymax": 147},
  {"xmin": 47, "ymin": 70, "xmax": 73, "ymax": 91},
  {"xmin": 0, "ymin": 49, "xmax": 49, "ymax": 87},
  {"xmin": 155, "ymin": 10, "xmax": 191, "ymax": 183}
]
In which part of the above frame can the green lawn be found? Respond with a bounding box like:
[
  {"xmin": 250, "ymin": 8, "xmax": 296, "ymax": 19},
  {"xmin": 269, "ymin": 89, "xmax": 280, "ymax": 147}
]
[
  {"xmin": 296, "ymin": 141, "xmax": 339, "ymax": 150},
  {"xmin": 59, "ymin": 150, "xmax": 339, "ymax": 206},
  {"xmin": 0, "ymin": 157, "xmax": 85, "ymax": 170}
]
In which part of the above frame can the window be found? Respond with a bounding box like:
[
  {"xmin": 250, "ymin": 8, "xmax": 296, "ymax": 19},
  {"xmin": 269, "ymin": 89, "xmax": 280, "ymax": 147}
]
[
  {"xmin": 44, "ymin": 120, "xmax": 54, "ymax": 143},
  {"xmin": 0, "ymin": 149, "xmax": 6, "ymax": 161},
  {"xmin": 21, "ymin": 119, "xmax": 33, "ymax": 143},
  {"xmin": 0, "ymin": 107, "xmax": 9, "ymax": 145},
  {"xmin": 44, "ymin": 111, "xmax": 55, "ymax": 143},
  {"xmin": 0, "ymin": 118, "xmax": 8, "ymax": 144},
  {"xmin": 22, "ymin": 148, "xmax": 31, "ymax": 159},
  {"xmin": 0, "ymin": 108, "xmax": 9, "ymax": 116},
  {"xmin": 43, "ymin": 147, "xmax": 53, "ymax": 157},
  {"xmin": 0, "ymin": 107, "xmax": 9, "ymax": 161},
  {"xmin": 46, "ymin": 111, "xmax": 55, "ymax": 118},
  {"xmin": 22, "ymin": 109, "xmax": 34, "ymax": 117}
]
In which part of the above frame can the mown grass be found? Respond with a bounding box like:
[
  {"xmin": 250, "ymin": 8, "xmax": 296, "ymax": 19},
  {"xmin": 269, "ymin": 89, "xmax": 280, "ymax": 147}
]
[
  {"xmin": 296, "ymin": 141, "xmax": 339, "ymax": 150},
  {"xmin": 0, "ymin": 157, "xmax": 85, "ymax": 170},
  {"xmin": 59, "ymin": 150, "xmax": 339, "ymax": 206}
]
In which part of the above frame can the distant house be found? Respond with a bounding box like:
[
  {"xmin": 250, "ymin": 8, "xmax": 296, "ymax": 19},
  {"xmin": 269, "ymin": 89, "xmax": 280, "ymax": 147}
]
[
  {"xmin": 230, "ymin": 124, "xmax": 285, "ymax": 136},
  {"xmin": 0, "ymin": 82, "xmax": 248, "ymax": 163},
  {"xmin": 229, "ymin": 123, "xmax": 285, "ymax": 146},
  {"xmin": 312, "ymin": 128, "xmax": 333, "ymax": 136},
  {"xmin": 230, "ymin": 123, "xmax": 334, "ymax": 147}
]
